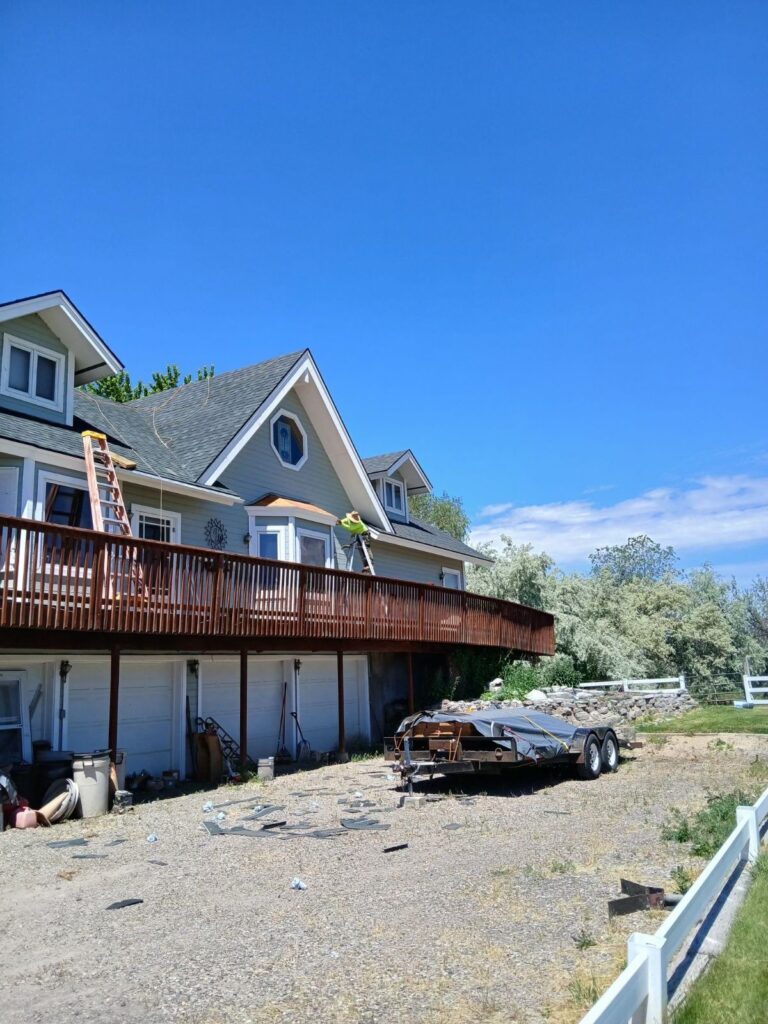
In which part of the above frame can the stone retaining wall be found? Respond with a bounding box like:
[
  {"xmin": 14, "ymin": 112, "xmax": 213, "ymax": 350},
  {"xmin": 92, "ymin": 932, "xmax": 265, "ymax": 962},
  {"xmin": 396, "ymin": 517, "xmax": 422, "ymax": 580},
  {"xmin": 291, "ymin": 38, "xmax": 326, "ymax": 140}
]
[{"xmin": 442, "ymin": 687, "xmax": 697, "ymax": 728}]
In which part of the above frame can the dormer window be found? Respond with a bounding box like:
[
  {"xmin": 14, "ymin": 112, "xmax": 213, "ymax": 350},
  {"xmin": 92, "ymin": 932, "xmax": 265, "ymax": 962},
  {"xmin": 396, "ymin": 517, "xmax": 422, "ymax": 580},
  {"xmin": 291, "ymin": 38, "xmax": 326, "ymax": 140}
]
[
  {"xmin": 1, "ymin": 334, "xmax": 64, "ymax": 411},
  {"xmin": 270, "ymin": 409, "xmax": 308, "ymax": 470},
  {"xmin": 383, "ymin": 479, "xmax": 404, "ymax": 515}
]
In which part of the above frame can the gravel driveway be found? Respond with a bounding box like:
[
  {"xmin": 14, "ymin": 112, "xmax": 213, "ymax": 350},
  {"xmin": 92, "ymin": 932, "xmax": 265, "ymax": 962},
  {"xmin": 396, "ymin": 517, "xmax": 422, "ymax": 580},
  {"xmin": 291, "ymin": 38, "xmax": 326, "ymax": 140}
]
[{"xmin": 2, "ymin": 734, "xmax": 766, "ymax": 1024}]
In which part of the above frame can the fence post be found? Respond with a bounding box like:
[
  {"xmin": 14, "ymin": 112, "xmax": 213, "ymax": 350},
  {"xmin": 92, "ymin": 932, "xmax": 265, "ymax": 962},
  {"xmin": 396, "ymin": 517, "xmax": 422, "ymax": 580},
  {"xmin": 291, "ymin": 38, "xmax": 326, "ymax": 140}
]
[
  {"xmin": 743, "ymin": 674, "xmax": 752, "ymax": 702},
  {"xmin": 736, "ymin": 805, "xmax": 760, "ymax": 863},
  {"xmin": 628, "ymin": 932, "xmax": 667, "ymax": 1024},
  {"xmin": 623, "ymin": 679, "xmax": 629, "ymax": 693},
  {"xmin": 679, "ymin": 673, "xmax": 686, "ymax": 691}
]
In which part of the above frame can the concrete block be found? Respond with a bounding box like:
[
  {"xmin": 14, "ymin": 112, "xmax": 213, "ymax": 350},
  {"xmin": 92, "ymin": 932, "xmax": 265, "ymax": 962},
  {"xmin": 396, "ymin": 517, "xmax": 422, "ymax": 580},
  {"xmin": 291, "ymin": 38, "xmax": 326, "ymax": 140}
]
[{"xmin": 400, "ymin": 794, "xmax": 425, "ymax": 809}]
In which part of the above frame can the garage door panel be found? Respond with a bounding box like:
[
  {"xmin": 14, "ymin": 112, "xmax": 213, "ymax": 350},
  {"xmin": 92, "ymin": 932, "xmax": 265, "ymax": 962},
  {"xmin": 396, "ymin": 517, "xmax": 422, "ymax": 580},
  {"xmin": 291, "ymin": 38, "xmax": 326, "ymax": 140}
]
[
  {"xmin": 202, "ymin": 659, "xmax": 286, "ymax": 761},
  {"xmin": 67, "ymin": 660, "xmax": 176, "ymax": 776}
]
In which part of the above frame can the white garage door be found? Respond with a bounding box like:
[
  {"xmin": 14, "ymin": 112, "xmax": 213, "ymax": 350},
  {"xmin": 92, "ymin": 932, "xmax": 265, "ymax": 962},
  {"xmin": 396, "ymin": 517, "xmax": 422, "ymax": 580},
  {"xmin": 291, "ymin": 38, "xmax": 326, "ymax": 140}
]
[
  {"xmin": 200, "ymin": 657, "xmax": 286, "ymax": 761},
  {"xmin": 298, "ymin": 656, "xmax": 369, "ymax": 753},
  {"xmin": 67, "ymin": 659, "xmax": 177, "ymax": 776}
]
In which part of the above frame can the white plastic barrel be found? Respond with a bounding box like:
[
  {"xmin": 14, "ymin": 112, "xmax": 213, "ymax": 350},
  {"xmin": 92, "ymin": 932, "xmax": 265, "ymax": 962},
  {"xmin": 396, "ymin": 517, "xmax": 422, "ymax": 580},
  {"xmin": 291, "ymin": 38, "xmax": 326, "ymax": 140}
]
[{"xmin": 72, "ymin": 750, "xmax": 110, "ymax": 817}]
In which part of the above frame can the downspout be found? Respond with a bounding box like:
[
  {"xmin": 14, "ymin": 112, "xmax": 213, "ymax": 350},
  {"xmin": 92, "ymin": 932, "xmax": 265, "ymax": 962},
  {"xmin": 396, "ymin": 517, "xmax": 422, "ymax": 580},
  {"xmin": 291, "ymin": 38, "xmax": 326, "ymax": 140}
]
[{"xmin": 57, "ymin": 660, "xmax": 72, "ymax": 750}]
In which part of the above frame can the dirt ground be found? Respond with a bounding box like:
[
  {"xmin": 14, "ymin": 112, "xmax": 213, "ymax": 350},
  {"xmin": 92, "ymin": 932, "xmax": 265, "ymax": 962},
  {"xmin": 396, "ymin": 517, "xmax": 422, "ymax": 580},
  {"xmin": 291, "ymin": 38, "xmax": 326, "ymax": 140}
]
[{"xmin": 2, "ymin": 733, "xmax": 767, "ymax": 1024}]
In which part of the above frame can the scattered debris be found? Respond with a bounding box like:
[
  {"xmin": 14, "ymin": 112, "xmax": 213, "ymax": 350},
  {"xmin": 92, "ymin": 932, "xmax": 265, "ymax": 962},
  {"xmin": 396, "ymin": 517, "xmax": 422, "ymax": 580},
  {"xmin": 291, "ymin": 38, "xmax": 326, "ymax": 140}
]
[
  {"xmin": 148, "ymin": 860, "xmax": 168, "ymax": 866},
  {"xmin": 57, "ymin": 869, "xmax": 78, "ymax": 881},
  {"xmin": 201, "ymin": 820, "xmax": 222, "ymax": 836},
  {"xmin": 201, "ymin": 801, "xmax": 214, "ymax": 813},
  {"xmin": 608, "ymin": 879, "xmax": 665, "ymax": 919},
  {"xmin": 72, "ymin": 853, "xmax": 108, "ymax": 859},
  {"xmin": 383, "ymin": 843, "xmax": 408, "ymax": 853},
  {"xmin": 105, "ymin": 838, "xmax": 128, "ymax": 847},
  {"xmin": 106, "ymin": 898, "xmax": 144, "ymax": 910},
  {"xmin": 341, "ymin": 817, "xmax": 391, "ymax": 831},
  {"xmin": 543, "ymin": 810, "xmax": 572, "ymax": 817},
  {"xmin": 290, "ymin": 877, "xmax": 307, "ymax": 890},
  {"xmin": 146, "ymin": 834, "xmax": 158, "ymax": 844},
  {"xmin": 215, "ymin": 811, "xmax": 227, "ymax": 821},
  {"xmin": 240, "ymin": 804, "xmax": 286, "ymax": 820},
  {"xmin": 48, "ymin": 837, "xmax": 88, "ymax": 849},
  {"xmin": 443, "ymin": 823, "xmax": 462, "ymax": 831},
  {"xmin": 310, "ymin": 828, "xmax": 347, "ymax": 839},
  {"xmin": 261, "ymin": 820, "xmax": 287, "ymax": 830}
]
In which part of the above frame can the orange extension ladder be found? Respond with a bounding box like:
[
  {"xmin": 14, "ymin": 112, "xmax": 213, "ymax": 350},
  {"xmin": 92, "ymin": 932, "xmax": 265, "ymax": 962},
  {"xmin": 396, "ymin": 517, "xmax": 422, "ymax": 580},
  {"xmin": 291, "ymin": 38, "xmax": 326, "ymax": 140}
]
[{"xmin": 81, "ymin": 430, "xmax": 143, "ymax": 592}]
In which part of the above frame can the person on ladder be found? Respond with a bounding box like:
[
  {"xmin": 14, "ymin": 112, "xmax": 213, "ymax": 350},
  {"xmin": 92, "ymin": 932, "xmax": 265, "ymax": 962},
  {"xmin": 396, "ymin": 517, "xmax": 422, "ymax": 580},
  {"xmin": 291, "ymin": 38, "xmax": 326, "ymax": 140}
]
[{"xmin": 337, "ymin": 511, "xmax": 378, "ymax": 574}]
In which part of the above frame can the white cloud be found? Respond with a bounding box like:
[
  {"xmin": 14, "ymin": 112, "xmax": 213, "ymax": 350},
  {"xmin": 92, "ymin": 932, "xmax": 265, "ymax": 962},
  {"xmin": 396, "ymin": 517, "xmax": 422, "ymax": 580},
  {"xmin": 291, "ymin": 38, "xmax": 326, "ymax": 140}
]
[{"xmin": 470, "ymin": 474, "xmax": 768, "ymax": 564}]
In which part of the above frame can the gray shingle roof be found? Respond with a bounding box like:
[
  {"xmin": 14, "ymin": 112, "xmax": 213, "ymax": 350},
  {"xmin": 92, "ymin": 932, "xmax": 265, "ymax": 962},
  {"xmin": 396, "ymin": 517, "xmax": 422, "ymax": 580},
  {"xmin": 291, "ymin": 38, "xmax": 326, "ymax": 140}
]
[
  {"xmin": 361, "ymin": 451, "xmax": 408, "ymax": 474},
  {"xmin": 126, "ymin": 350, "xmax": 305, "ymax": 480},
  {"xmin": 390, "ymin": 517, "xmax": 492, "ymax": 563}
]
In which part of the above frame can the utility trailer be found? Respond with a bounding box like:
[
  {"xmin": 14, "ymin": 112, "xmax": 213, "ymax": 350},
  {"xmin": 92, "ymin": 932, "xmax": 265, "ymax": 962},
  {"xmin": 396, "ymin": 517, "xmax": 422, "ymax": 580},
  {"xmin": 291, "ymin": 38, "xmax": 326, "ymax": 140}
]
[{"xmin": 385, "ymin": 708, "xmax": 622, "ymax": 788}]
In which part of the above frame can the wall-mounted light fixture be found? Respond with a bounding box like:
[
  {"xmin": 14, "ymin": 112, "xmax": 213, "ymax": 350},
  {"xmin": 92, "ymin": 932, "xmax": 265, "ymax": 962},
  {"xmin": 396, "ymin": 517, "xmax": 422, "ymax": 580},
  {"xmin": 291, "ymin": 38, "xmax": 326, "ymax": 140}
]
[
  {"xmin": 187, "ymin": 659, "xmax": 200, "ymax": 680},
  {"xmin": 243, "ymin": 532, "xmax": 251, "ymax": 546}
]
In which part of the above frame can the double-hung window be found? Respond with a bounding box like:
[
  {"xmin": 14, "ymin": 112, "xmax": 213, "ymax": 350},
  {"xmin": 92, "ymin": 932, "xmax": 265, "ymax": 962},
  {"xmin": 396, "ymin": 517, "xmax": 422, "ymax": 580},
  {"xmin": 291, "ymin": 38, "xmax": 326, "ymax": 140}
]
[
  {"xmin": 1, "ymin": 334, "xmax": 65, "ymax": 411},
  {"xmin": 383, "ymin": 478, "xmax": 404, "ymax": 514}
]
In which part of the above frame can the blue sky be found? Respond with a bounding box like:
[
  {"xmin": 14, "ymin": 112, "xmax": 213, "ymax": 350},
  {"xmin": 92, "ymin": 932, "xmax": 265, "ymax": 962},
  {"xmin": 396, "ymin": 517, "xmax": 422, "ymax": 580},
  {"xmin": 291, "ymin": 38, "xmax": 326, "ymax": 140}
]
[{"xmin": 1, "ymin": 3, "xmax": 766, "ymax": 581}]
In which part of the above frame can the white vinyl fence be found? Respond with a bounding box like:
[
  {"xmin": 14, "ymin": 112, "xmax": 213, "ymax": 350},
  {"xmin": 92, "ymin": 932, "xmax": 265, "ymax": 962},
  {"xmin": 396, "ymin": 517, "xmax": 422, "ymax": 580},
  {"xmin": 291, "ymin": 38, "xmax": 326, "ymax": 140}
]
[
  {"xmin": 742, "ymin": 674, "xmax": 768, "ymax": 705},
  {"xmin": 578, "ymin": 784, "xmax": 768, "ymax": 1024},
  {"xmin": 579, "ymin": 675, "xmax": 686, "ymax": 696}
]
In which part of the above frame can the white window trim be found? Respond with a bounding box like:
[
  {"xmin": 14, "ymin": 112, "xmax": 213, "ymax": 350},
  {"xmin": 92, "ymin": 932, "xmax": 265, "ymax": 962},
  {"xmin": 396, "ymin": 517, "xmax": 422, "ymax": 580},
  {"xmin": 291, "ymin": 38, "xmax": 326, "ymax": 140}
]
[
  {"xmin": 1, "ymin": 333, "xmax": 66, "ymax": 412},
  {"xmin": 0, "ymin": 466, "xmax": 19, "ymax": 517},
  {"xmin": 269, "ymin": 408, "xmax": 308, "ymax": 472},
  {"xmin": 296, "ymin": 525, "xmax": 332, "ymax": 568},
  {"xmin": 130, "ymin": 503, "xmax": 182, "ymax": 544},
  {"xmin": 0, "ymin": 669, "xmax": 32, "ymax": 762},
  {"xmin": 372, "ymin": 474, "xmax": 407, "ymax": 517},
  {"xmin": 441, "ymin": 567, "xmax": 463, "ymax": 590},
  {"xmin": 249, "ymin": 522, "xmax": 289, "ymax": 561},
  {"xmin": 34, "ymin": 470, "xmax": 89, "ymax": 522}
]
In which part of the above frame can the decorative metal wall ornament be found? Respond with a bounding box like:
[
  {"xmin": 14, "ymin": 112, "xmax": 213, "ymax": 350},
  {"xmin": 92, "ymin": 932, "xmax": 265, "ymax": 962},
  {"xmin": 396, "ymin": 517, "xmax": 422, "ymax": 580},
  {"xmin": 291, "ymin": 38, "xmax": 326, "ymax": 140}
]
[{"xmin": 205, "ymin": 517, "xmax": 227, "ymax": 551}]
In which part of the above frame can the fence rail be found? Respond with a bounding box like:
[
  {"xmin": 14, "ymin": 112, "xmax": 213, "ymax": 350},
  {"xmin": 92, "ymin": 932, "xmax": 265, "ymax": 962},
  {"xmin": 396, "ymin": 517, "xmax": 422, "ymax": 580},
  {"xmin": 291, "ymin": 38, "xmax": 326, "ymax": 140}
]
[
  {"xmin": 580, "ymin": 675, "xmax": 686, "ymax": 695},
  {"xmin": 0, "ymin": 515, "xmax": 555, "ymax": 653},
  {"xmin": 742, "ymin": 674, "xmax": 768, "ymax": 705},
  {"xmin": 578, "ymin": 784, "xmax": 767, "ymax": 1024}
]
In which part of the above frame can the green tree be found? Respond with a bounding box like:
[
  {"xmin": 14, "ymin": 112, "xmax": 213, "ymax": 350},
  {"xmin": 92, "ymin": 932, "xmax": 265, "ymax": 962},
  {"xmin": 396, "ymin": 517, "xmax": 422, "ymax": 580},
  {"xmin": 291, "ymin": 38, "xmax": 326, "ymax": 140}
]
[
  {"xmin": 409, "ymin": 490, "xmax": 470, "ymax": 541},
  {"xmin": 81, "ymin": 364, "xmax": 215, "ymax": 402},
  {"xmin": 590, "ymin": 534, "xmax": 678, "ymax": 583}
]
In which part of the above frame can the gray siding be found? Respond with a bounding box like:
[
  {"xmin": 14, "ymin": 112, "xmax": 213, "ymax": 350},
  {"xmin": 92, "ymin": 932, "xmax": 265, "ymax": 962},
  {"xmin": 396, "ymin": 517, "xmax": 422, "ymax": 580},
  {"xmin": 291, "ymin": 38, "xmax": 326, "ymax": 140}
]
[
  {"xmin": 220, "ymin": 388, "xmax": 355, "ymax": 569},
  {"xmin": 121, "ymin": 481, "xmax": 247, "ymax": 553},
  {"xmin": 0, "ymin": 314, "xmax": 72, "ymax": 426},
  {"xmin": 370, "ymin": 541, "xmax": 464, "ymax": 586}
]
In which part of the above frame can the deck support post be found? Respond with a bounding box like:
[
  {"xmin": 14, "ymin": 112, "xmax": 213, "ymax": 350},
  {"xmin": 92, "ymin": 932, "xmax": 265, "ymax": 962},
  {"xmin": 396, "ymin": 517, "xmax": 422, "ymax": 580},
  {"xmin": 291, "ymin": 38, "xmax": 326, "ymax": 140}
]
[
  {"xmin": 337, "ymin": 650, "xmax": 346, "ymax": 755},
  {"xmin": 239, "ymin": 649, "xmax": 248, "ymax": 773},
  {"xmin": 407, "ymin": 653, "xmax": 415, "ymax": 715},
  {"xmin": 108, "ymin": 646, "xmax": 120, "ymax": 761}
]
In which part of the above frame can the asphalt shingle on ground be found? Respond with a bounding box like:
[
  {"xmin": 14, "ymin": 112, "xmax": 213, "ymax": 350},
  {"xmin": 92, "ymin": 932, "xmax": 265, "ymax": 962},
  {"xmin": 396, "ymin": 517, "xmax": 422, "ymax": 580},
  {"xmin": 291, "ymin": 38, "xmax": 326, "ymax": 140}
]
[{"xmin": 2, "ymin": 734, "xmax": 766, "ymax": 1024}]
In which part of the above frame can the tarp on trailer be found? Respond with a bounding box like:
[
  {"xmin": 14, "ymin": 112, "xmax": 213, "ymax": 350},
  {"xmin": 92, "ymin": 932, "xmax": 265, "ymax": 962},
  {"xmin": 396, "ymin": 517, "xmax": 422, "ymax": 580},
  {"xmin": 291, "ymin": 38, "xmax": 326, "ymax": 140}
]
[{"xmin": 396, "ymin": 709, "xmax": 580, "ymax": 761}]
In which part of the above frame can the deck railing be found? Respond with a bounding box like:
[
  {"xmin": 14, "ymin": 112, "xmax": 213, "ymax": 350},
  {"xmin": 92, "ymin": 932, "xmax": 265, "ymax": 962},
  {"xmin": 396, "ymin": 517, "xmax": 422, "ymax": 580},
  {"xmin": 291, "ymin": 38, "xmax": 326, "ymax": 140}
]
[{"xmin": 0, "ymin": 515, "xmax": 555, "ymax": 653}]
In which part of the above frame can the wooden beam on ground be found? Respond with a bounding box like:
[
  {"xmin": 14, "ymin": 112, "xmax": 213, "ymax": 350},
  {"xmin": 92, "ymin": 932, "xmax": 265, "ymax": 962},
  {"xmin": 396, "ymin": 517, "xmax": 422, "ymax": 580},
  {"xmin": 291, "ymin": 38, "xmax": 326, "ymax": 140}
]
[
  {"xmin": 108, "ymin": 646, "xmax": 120, "ymax": 760},
  {"xmin": 239, "ymin": 649, "xmax": 248, "ymax": 772},
  {"xmin": 407, "ymin": 652, "xmax": 415, "ymax": 714},
  {"xmin": 337, "ymin": 650, "xmax": 345, "ymax": 755}
]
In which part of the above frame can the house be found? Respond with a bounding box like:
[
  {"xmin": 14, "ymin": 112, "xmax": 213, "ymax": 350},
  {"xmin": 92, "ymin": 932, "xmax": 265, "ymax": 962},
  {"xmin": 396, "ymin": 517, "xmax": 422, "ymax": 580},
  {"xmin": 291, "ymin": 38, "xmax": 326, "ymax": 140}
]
[{"xmin": 0, "ymin": 290, "xmax": 554, "ymax": 778}]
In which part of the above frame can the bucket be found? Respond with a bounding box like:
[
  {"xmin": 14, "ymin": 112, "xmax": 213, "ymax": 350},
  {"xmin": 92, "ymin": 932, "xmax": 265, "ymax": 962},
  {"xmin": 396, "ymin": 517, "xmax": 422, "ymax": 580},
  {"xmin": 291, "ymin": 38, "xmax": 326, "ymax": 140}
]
[
  {"xmin": 114, "ymin": 750, "xmax": 127, "ymax": 791},
  {"xmin": 72, "ymin": 750, "xmax": 110, "ymax": 818},
  {"xmin": 257, "ymin": 757, "xmax": 275, "ymax": 782}
]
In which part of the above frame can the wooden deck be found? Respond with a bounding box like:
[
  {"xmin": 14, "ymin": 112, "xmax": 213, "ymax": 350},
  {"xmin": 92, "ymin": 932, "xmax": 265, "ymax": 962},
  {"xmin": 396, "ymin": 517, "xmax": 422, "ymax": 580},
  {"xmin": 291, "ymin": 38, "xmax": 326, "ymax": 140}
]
[{"xmin": 0, "ymin": 516, "xmax": 555, "ymax": 654}]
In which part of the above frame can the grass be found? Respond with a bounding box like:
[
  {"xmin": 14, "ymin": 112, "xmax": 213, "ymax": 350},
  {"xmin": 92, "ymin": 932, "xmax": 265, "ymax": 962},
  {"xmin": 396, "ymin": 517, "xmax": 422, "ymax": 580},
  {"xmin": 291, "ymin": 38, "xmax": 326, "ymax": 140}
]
[
  {"xmin": 638, "ymin": 705, "xmax": 768, "ymax": 735},
  {"xmin": 673, "ymin": 854, "xmax": 768, "ymax": 1024},
  {"xmin": 661, "ymin": 789, "xmax": 759, "ymax": 857}
]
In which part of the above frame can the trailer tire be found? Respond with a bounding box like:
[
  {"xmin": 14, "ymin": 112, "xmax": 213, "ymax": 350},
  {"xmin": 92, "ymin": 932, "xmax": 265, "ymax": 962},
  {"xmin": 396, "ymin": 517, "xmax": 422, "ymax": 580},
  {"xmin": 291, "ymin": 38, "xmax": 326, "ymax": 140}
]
[
  {"xmin": 575, "ymin": 734, "xmax": 602, "ymax": 780},
  {"xmin": 601, "ymin": 731, "xmax": 619, "ymax": 773}
]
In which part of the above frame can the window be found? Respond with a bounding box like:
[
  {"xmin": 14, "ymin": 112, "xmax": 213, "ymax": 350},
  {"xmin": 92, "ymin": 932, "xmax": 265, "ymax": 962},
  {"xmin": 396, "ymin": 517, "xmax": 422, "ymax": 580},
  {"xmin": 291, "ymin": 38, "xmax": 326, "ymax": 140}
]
[
  {"xmin": 298, "ymin": 528, "xmax": 330, "ymax": 568},
  {"xmin": 1, "ymin": 334, "xmax": 65, "ymax": 411},
  {"xmin": 0, "ymin": 675, "xmax": 26, "ymax": 763},
  {"xmin": 442, "ymin": 568, "xmax": 462, "ymax": 590},
  {"xmin": 383, "ymin": 478, "xmax": 405, "ymax": 514},
  {"xmin": 270, "ymin": 409, "xmax": 308, "ymax": 470},
  {"xmin": 257, "ymin": 532, "xmax": 279, "ymax": 560},
  {"xmin": 130, "ymin": 504, "xmax": 181, "ymax": 543},
  {"xmin": 45, "ymin": 482, "xmax": 92, "ymax": 529}
]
